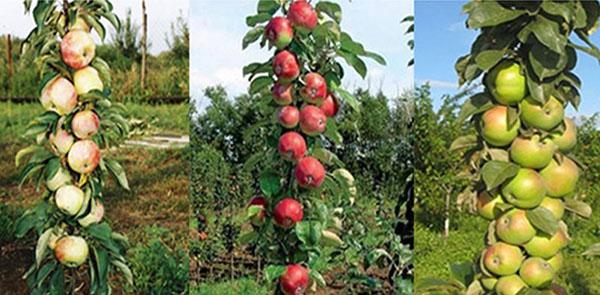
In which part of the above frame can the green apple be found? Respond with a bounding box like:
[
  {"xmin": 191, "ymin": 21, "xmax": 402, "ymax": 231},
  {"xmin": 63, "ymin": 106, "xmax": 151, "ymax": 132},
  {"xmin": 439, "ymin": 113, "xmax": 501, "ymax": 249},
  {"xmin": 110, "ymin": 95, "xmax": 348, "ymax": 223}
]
[
  {"xmin": 524, "ymin": 228, "xmax": 569, "ymax": 259},
  {"xmin": 495, "ymin": 274, "xmax": 527, "ymax": 295},
  {"xmin": 551, "ymin": 118, "xmax": 577, "ymax": 153},
  {"xmin": 496, "ymin": 209, "xmax": 536, "ymax": 245},
  {"xmin": 539, "ymin": 197, "xmax": 565, "ymax": 220},
  {"xmin": 483, "ymin": 242, "xmax": 524, "ymax": 276},
  {"xmin": 55, "ymin": 185, "xmax": 85, "ymax": 216},
  {"xmin": 539, "ymin": 157, "xmax": 579, "ymax": 198},
  {"xmin": 520, "ymin": 96, "xmax": 564, "ymax": 131},
  {"xmin": 46, "ymin": 166, "xmax": 72, "ymax": 192},
  {"xmin": 501, "ymin": 168, "xmax": 546, "ymax": 209},
  {"xmin": 73, "ymin": 66, "xmax": 104, "ymax": 95},
  {"xmin": 546, "ymin": 252, "xmax": 564, "ymax": 273},
  {"xmin": 481, "ymin": 275, "xmax": 498, "ymax": 290},
  {"xmin": 477, "ymin": 191, "xmax": 505, "ymax": 220},
  {"xmin": 519, "ymin": 257, "xmax": 554, "ymax": 288},
  {"xmin": 510, "ymin": 135, "xmax": 556, "ymax": 169},
  {"xmin": 485, "ymin": 60, "xmax": 527, "ymax": 105},
  {"xmin": 480, "ymin": 105, "xmax": 520, "ymax": 147}
]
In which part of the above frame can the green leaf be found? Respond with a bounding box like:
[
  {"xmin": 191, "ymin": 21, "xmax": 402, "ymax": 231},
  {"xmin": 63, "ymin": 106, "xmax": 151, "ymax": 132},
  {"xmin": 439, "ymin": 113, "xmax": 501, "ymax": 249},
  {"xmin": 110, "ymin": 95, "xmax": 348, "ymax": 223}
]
[
  {"xmin": 449, "ymin": 261, "xmax": 475, "ymax": 288},
  {"xmin": 15, "ymin": 212, "xmax": 37, "ymax": 238},
  {"xmin": 249, "ymin": 76, "xmax": 273, "ymax": 95},
  {"xmin": 309, "ymin": 269, "xmax": 327, "ymax": 287},
  {"xmin": 526, "ymin": 207, "xmax": 558, "ymax": 236},
  {"xmin": 583, "ymin": 243, "xmax": 600, "ymax": 256},
  {"xmin": 364, "ymin": 248, "xmax": 393, "ymax": 269},
  {"xmin": 564, "ymin": 198, "xmax": 592, "ymax": 218},
  {"xmin": 16, "ymin": 145, "xmax": 45, "ymax": 167},
  {"xmin": 463, "ymin": 1, "xmax": 526, "ymax": 29},
  {"xmin": 474, "ymin": 50, "xmax": 505, "ymax": 71},
  {"xmin": 450, "ymin": 135, "xmax": 478, "ymax": 151},
  {"xmin": 529, "ymin": 42, "xmax": 567, "ymax": 80},
  {"xmin": 457, "ymin": 92, "xmax": 493, "ymax": 123},
  {"xmin": 529, "ymin": 15, "xmax": 567, "ymax": 54},
  {"xmin": 87, "ymin": 223, "xmax": 112, "ymax": 241},
  {"xmin": 362, "ymin": 51, "xmax": 387, "ymax": 66},
  {"xmin": 242, "ymin": 26, "xmax": 264, "ymax": 50},
  {"xmin": 257, "ymin": 0, "xmax": 279, "ymax": 15},
  {"xmin": 259, "ymin": 169, "xmax": 280, "ymax": 197},
  {"xmin": 264, "ymin": 265, "xmax": 287, "ymax": 282},
  {"xmin": 295, "ymin": 221, "xmax": 322, "ymax": 246},
  {"xmin": 36, "ymin": 228, "xmax": 53, "ymax": 267},
  {"xmin": 246, "ymin": 13, "xmax": 272, "ymax": 27},
  {"xmin": 324, "ymin": 119, "xmax": 343, "ymax": 145},
  {"xmin": 335, "ymin": 87, "xmax": 360, "ymax": 113},
  {"xmin": 238, "ymin": 230, "xmax": 258, "ymax": 245},
  {"xmin": 312, "ymin": 148, "xmax": 344, "ymax": 167},
  {"xmin": 34, "ymin": 261, "xmax": 56, "ymax": 288},
  {"xmin": 49, "ymin": 266, "xmax": 65, "ymax": 295},
  {"xmin": 340, "ymin": 33, "xmax": 365, "ymax": 55},
  {"xmin": 316, "ymin": 1, "xmax": 342, "ymax": 23},
  {"xmin": 111, "ymin": 260, "xmax": 133, "ymax": 285},
  {"xmin": 33, "ymin": 1, "xmax": 52, "ymax": 29},
  {"xmin": 480, "ymin": 161, "xmax": 520, "ymax": 191},
  {"xmin": 105, "ymin": 159, "xmax": 130, "ymax": 190}
]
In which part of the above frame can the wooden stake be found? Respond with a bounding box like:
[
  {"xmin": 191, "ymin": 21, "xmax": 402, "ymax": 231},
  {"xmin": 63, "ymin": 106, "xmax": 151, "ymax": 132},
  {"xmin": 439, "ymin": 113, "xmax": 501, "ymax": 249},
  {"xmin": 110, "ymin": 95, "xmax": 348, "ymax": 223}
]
[{"xmin": 141, "ymin": 0, "xmax": 147, "ymax": 92}]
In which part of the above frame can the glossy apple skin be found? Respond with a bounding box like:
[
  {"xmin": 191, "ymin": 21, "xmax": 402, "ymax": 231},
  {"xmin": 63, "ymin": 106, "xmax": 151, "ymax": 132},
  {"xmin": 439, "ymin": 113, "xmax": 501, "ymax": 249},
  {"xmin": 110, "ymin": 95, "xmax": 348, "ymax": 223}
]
[
  {"xmin": 539, "ymin": 157, "xmax": 579, "ymax": 198},
  {"xmin": 551, "ymin": 118, "xmax": 577, "ymax": 152},
  {"xmin": 287, "ymin": 0, "xmax": 318, "ymax": 31},
  {"xmin": 278, "ymin": 131, "xmax": 307, "ymax": 161},
  {"xmin": 54, "ymin": 236, "xmax": 89, "ymax": 267},
  {"xmin": 524, "ymin": 227, "xmax": 569, "ymax": 259},
  {"xmin": 486, "ymin": 60, "xmax": 527, "ymax": 105},
  {"xmin": 61, "ymin": 30, "xmax": 95, "ymax": 69},
  {"xmin": 520, "ymin": 96, "xmax": 564, "ymax": 131},
  {"xmin": 546, "ymin": 252, "xmax": 564, "ymax": 273},
  {"xmin": 319, "ymin": 93, "xmax": 339, "ymax": 117},
  {"xmin": 278, "ymin": 106, "xmax": 300, "ymax": 129},
  {"xmin": 55, "ymin": 185, "xmax": 85, "ymax": 216},
  {"xmin": 480, "ymin": 105, "xmax": 520, "ymax": 147},
  {"xmin": 501, "ymin": 168, "xmax": 546, "ymax": 209},
  {"xmin": 495, "ymin": 209, "xmax": 536, "ymax": 245},
  {"xmin": 299, "ymin": 105, "xmax": 327, "ymax": 136},
  {"xmin": 483, "ymin": 242, "xmax": 524, "ymax": 276},
  {"xmin": 72, "ymin": 110, "xmax": 100, "ymax": 139},
  {"xmin": 247, "ymin": 196, "xmax": 267, "ymax": 226},
  {"xmin": 279, "ymin": 264, "xmax": 309, "ymax": 295},
  {"xmin": 73, "ymin": 66, "xmax": 104, "ymax": 95},
  {"xmin": 67, "ymin": 140, "xmax": 101, "ymax": 174},
  {"xmin": 495, "ymin": 274, "xmax": 527, "ymax": 295},
  {"xmin": 510, "ymin": 135, "xmax": 555, "ymax": 169},
  {"xmin": 294, "ymin": 156, "xmax": 325, "ymax": 189},
  {"xmin": 50, "ymin": 128, "xmax": 75, "ymax": 154},
  {"xmin": 519, "ymin": 257, "xmax": 554, "ymax": 288},
  {"xmin": 301, "ymin": 73, "xmax": 327, "ymax": 105},
  {"xmin": 539, "ymin": 197, "xmax": 565, "ymax": 220},
  {"xmin": 273, "ymin": 51, "xmax": 300, "ymax": 83},
  {"xmin": 272, "ymin": 83, "xmax": 294, "ymax": 105},
  {"xmin": 40, "ymin": 76, "xmax": 78, "ymax": 115},
  {"xmin": 273, "ymin": 198, "xmax": 303, "ymax": 228},
  {"xmin": 477, "ymin": 191, "xmax": 505, "ymax": 220},
  {"xmin": 265, "ymin": 16, "xmax": 293, "ymax": 49}
]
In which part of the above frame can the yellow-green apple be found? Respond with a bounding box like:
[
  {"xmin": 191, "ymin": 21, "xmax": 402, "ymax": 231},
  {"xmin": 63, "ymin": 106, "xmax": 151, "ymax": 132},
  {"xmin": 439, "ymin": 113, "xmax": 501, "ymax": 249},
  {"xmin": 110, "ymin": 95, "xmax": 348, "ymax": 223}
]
[
  {"xmin": 301, "ymin": 73, "xmax": 327, "ymax": 104},
  {"xmin": 55, "ymin": 185, "xmax": 85, "ymax": 216},
  {"xmin": 70, "ymin": 17, "xmax": 90, "ymax": 32},
  {"xmin": 496, "ymin": 209, "xmax": 536, "ymax": 245},
  {"xmin": 295, "ymin": 156, "xmax": 325, "ymax": 189},
  {"xmin": 510, "ymin": 135, "xmax": 556, "ymax": 169},
  {"xmin": 287, "ymin": 0, "xmax": 317, "ymax": 31},
  {"xmin": 299, "ymin": 105, "xmax": 327, "ymax": 136},
  {"xmin": 551, "ymin": 118, "xmax": 577, "ymax": 152},
  {"xmin": 477, "ymin": 191, "xmax": 505, "ymax": 220},
  {"xmin": 485, "ymin": 60, "xmax": 527, "ymax": 105},
  {"xmin": 278, "ymin": 131, "xmax": 307, "ymax": 161},
  {"xmin": 524, "ymin": 228, "xmax": 569, "ymax": 259},
  {"xmin": 54, "ymin": 235, "xmax": 89, "ymax": 267},
  {"xmin": 319, "ymin": 93, "xmax": 339, "ymax": 117},
  {"xmin": 519, "ymin": 257, "xmax": 554, "ymax": 288},
  {"xmin": 273, "ymin": 198, "xmax": 303, "ymax": 228},
  {"xmin": 60, "ymin": 30, "xmax": 95, "ymax": 69},
  {"xmin": 495, "ymin": 274, "xmax": 527, "ymax": 295},
  {"xmin": 480, "ymin": 105, "xmax": 519, "ymax": 147},
  {"xmin": 273, "ymin": 50, "xmax": 300, "ymax": 83},
  {"xmin": 278, "ymin": 106, "xmax": 300, "ymax": 128},
  {"xmin": 247, "ymin": 196, "xmax": 267, "ymax": 226},
  {"xmin": 539, "ymin": 197, "xmax": 565, "ymax": 220},
  {"xmin": 73, "ymin": 66, "xmax": 103, "ymax": 95},
  {"xmin": 49, "ymin": 128, "xmax": 75, "ymax": 155},
  {"xmin": 539, "ymin": 157, "xmax": 579, "ymax": 197},
  {"xmin": 520, "ymin": 96, "xmax": 564, "ymax": 131},
  {"xmin": 265, "ymin": 16, "xmax": 293, "ymax": 49},
  {"xmin": 272, "ymin": 83, "xmax": 294, "ymax": 105},
  {"xmin": 501, "ymin": 168, "xmax": 546, "ymax": 209},
  {"xmin": 483, "ymin": 242, "xmax": 524, "ymax": 276},
  {"xmin": 78, "ymin": 199, "xmax": 104, "ymax": 227},
  {"xmin": 46, "ymin": 166, "xmax": 72, "ymax": 191},
  {"xmin": 279, "ymin": 264, "xmax": 309, "ymax": 295},
  {"xmin": 40, "ymin": 76, "xmax": 78, "ymax": 115},
  {"xmin": 67, "ymin": 140, "xmax": 101, "ymax": 174},
  {"xmin": 481, "ymin": 275, "xmax": 498, "ymax": 291},
  {"xmin": 72, "ymin": 110, "xmax": 100, "ymax": 139},
  {"xmin": 546, "ymin": 252, "xmax": 564, "ymax": 273}
]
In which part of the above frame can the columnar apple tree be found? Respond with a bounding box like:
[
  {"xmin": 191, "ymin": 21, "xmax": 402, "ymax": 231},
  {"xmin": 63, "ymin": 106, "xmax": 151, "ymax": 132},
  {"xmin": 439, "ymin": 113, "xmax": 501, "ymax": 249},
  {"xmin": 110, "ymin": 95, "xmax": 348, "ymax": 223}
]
[
  {"xmin": 241, "ymin": 0, "xmax": 385, "ymax": 293},
  {"xmin": 450, "ymin": 1, "xmax": 599, "ymax": 294},
  {"xmin": 14, "ymin": 0, "xmax": 132, "ymax": 293}
]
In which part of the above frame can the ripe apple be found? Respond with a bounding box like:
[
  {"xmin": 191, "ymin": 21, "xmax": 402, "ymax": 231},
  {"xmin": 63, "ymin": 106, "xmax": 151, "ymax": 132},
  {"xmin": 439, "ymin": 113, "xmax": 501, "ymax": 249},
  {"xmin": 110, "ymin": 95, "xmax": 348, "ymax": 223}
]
[
  {"xmin": 501, "ymin": 168, "xmax": 545, "ymax": 209},
  {"xmin": 73, "ymin": 66, "xmax": 104, "ymax": 95},
  {"xmin": 519, "ymin": 257, "xmax": 554, "ymax": 288},
  {"xmin": 496, "ymin": 209, "xmax": 536, "ymax": 245},
  {"xmin": 72, "ymin": 110, "xmax": 100, "ymax": 139},
  {"xmin": 78, "ymin": 199, "xmax": 104, "ymax": 227},
  {"xmin": 279, "ymin": 264, "xmax": 309, "ymax": 295},
  {"xmin": 300, "ymin": 73, "xmax": 327, "ymax": 104},
  {"xmin": 287, "ymin": 0, "xmax": 317, "ymax": 31},
  {"xmin": 247, "ymin": 196, "xmax": 267, "ymax": 226},
  {"xmin": 551, "ymin": 118, "xmax": 577, "ymax": 152},
  {"xmin": 480, "ymin": 105, "xmax": 519, "ymax": 147},
  {"xmin": 509, "ymin": 135, "xmax": 556, "ymax": 169},
  {"xmin": 299, "ymin": 105, "xmax": 327, "ymax": 136},
  {"xmin": 278, "ymin": 106, "xmax": 300, "ymax": 128},
  {"xmin": 319, "ymin": 93, "xmax": 339, "ymax": 117},
  {"xmin": 539, "ymin": 197, "xmax": 565, "ymax": 220},
  {"xmin": 278, "ymin": 131, "xmax": 307, "ymax": 161},
  {"xmin": 61, "ymin": 30, "xmax": 95, "ymax": 69},
  {"xmin": 265, "ymin": 16, "xmax": 293, "ymax": 49},
  {"xmin": 67, "ymin": 140, "xmax": 101, "ymax": 174},
  {"xmin": 49, "ymin": 128, "xmax": 75, "ymax": 155},
  {"xmin": 546, "ymin": 252, "xmax": 564, "ymax": 273},
  {"xmin": 539, "ymin": 157, "xmax": 579, "ymax": 198},
  {"xmin": 524, "ymin": 227, "xmax": 569, "ymax": 259},
  {"xmin": 273, "ymin": 50, "xmax": 300, "ymax": 83},
  {"xmin": 272, "ymin": 83, "xmax": 294, "ymax": 105},
  {"xmin": 485, "ymin": 60, "xmax": 527, "ymax": 105},
  {"xmin": 295, "ymin": 156, "xmax": 325, "ymax": 189},
  {"xmin": 40, "ymin": 76, "xmax": 78, "ymax": 115},
  {"xmin": 495, "ymin": 274, "xmax": 527, "ymax": 295},
  {"xmin": 482, "ymin": 242, "xmax": 524, "ymax": 276},
  {"xmin": 480, "ymin": 276, "xmax": 498, "ymax": 291},
  {"xmin": 46, "ymin": 166, "xmax": 72, "ymax": 192},
  {"xmin": 520, "ymin": 96, "xmax": 564, "ymax": 131},
  {"xmin": 55, "ymin": 185, "xmax": 85, "ymax": 216},
  {"xmin": 273, "ymin": 198, "xmax": 303, "ymax": 228},
  {"xmin": 54, "ymin": 235, "xmax": 89, "ymax": 267},
  {"xmin": 476, "ymin": 191, "xmax": 505, "ymax": 220}
]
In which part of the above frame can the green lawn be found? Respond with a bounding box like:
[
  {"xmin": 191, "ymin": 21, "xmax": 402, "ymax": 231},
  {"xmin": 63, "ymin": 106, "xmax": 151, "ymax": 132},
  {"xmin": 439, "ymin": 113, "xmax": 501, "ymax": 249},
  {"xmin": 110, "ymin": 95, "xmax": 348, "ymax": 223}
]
[{"xmin": 191, "ymin": 278, "xmax": 268, "ymax": 295}]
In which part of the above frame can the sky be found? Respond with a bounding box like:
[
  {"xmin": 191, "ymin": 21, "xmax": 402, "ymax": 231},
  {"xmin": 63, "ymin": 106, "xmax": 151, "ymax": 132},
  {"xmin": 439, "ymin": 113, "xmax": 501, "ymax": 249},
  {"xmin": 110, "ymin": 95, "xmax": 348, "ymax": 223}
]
[
  {"xmin": 416, "ymin": 0, "xmax": 600, "ymax": 117},
  {"xmin": 0, "ymin": 0, "xmax": 188, "ymax": 55},
  {"xmin": 190, "ymin": 0, "xmax": 414, "ymax": 111}
]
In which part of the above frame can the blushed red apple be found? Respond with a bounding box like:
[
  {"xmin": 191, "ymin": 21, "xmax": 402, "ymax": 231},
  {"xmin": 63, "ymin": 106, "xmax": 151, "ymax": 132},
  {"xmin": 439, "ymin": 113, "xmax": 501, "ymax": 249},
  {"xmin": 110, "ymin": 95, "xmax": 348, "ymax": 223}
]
[
  {"xmin": 72, "ymin": 110, "xmax": 100, "ymax": 139},
  {"xmin": 50, "ymin": 128, "xmax": 75, "ymax": 154},
  {"xmin": 299, "ymin": 105, "xmax": 327, "ymax": 136},
  {"xmin": 273, "ymin": 198, "xmax": 303, "ymax": 228},
  {"xmin": 278, "ymin": 131, "xmax": 307, "ymax": 161},
  {"xmin": 61, "ymin": 30, "xmax": 95, "ymax": 69},
  {"xmin": 265, "ymin": 16, "xmax": 293, "ymax": 49},
  {"xmin": 278, "ymin": 106, "xmax": 300, "ymax": 128},
  {"xmin": 320, "ymin": 93, "xmax": 339, "ymax": 117},
  {"xmin": 295, "ymin": 156, "xmax": 325, "ymax": 189},
  {"xmin": 273, "ymin": 50, "xmax": 300, "ymax": 83},
  {"xmin": 40, "ymin": 76, "xmax": 78, "ymax": 115},
  {"xmin": 54, "ymin": 236, "xmax": 89, "ymax": 267},
  {"xmin": 287, "ymin": 0, "xmax": 318, "ymax": 31},
  {"xmin": 67, "ymin": 140, "xmax": 101, "ymax": 174},
  {"xmin": 272, "ymin": 83, "xmax": 294, "ymax": 105},
  {"xmin": 301, "ymin": 73, "xmax": 327, "ymax": 104}
]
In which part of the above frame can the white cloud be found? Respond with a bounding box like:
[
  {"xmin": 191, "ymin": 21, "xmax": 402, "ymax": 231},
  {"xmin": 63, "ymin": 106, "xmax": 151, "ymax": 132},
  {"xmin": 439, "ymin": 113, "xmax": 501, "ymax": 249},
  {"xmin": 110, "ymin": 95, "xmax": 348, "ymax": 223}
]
[{"xmin": 417, "ymin": 79, "xmax": 458, "ymax": 89}]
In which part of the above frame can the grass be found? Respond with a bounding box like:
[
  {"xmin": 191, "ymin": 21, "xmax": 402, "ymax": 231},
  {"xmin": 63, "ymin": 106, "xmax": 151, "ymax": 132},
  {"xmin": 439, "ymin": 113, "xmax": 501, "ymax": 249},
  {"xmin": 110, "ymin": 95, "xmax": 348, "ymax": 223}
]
[{"xmin": 191, "ymin": 278, "xmax": 268, "ymax": 295}]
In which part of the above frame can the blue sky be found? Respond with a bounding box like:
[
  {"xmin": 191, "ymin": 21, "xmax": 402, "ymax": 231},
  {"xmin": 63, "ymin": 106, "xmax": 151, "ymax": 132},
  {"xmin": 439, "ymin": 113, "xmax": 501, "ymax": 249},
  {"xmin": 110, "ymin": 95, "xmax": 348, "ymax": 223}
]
[
  {"xmin": 416, "ymin": 0, "xmax": 600, "ymax": 117},
  {"xmin": 190, "ymin": 0, "xmax": 414, "ymax": 111}
]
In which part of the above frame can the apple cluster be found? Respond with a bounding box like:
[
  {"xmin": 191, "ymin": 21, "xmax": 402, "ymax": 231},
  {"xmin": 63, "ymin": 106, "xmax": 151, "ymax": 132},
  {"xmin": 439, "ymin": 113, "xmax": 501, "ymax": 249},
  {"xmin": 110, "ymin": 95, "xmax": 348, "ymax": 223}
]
[
  {"xmin": 475, "ymin": 60, "xmax": 579, "ymax": 293},
  {"xmin": 41, "ymin": 18, "xmax": 106, "ymax": 268}
]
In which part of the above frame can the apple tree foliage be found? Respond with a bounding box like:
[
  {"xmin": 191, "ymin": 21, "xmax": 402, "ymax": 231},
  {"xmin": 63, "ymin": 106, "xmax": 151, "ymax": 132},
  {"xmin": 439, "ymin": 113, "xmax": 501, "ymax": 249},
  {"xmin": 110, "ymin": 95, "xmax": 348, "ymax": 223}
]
[
  {"xmin": 13, "ymin": 0, "xmax": 132, "ymax": 293},
  {"xmin": 240, "ymin": 0, "xmax": 386, "ymax": 292}
]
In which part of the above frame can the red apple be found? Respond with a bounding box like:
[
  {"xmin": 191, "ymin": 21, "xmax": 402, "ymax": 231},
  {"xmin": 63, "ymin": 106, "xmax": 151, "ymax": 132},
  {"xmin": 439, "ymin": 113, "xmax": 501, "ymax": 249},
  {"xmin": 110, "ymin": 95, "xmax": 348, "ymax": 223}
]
[
  {"xmin": 278, "ymin": 131, "xmax": 307, "ymax": 161},
  {"xmin": 265, "ymin": 16, "xmax": 293, "ymax": 49},
  {"xmin": 279, "ymin": 264, "xmax": 309, "ymax": 295},
  {"xmin": 72, "ymin": 110, "xmax": 100, "ymax": 139},
  {"xmin": 60, "ymin": 30, "xmax": 95, "ymax": 70},
  {"xmin": 299, "ymin": 105, "xmax": 327, "ymax": 136},
  {"xmin": 40, "ymin": 76, "xmax": 78, "ymax": 115},
  {"xmin": 273, "ymin": 198, "xmax": 303, "ymax": 228},
  {"xmin": 301, "ymin": 73, "xmax": 327, "ymax": 104},
  {"xmin": 273, "ymin": 50, "xmax": 300, "ymax": 83},
  {"xmin": 272, "ymin": 83, "xmax": 294, "ymax": 105},
  {"xmin": 67, "ymin": 140, "xmax": 101, "ymax": 174},
  {"xmin": 295, "ymin": 156, "xmax": 325, "ymax": 189},
  {"xmin": 247, "ymin": 196, "xmax": 267, "ymax": 226},
  {"xmin": 287, "ymin": 0, "xmax": 318, "ymax": 31},
  {"xmin": 278, "ymin": 106, "xmax": 300, "ymax": 128},
  {"xmin": 319, "ymin": 93, "xmax": 339, "ymax": 117}
]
